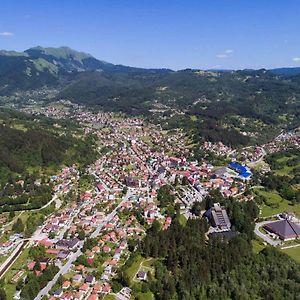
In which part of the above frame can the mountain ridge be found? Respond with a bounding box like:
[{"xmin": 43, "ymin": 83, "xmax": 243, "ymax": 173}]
[{"xmin": 0, "ymin": 46, "xmax": 299, "ymax": 147}]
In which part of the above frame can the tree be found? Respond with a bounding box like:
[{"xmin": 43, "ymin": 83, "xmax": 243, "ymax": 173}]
[
  {"xmin": 9, "ymin": 210, "xmax": 15, "ymax": 220},
  {"xmin": 48, "ymin": 232, "xmax": 56, "ymax": 239},
  {"xmin": 191, "ymin": 201, "xmax": 202, "ymax": 216},
  {"xmin": 29, "ymin": 245, "xmax": 46, "ymax": 261},
  {"xmin": 12, "ymin": 218, "xmax": 24, "ymax": 233},
  {"xmin": 111, "ymin": 279, "xmax": 123, "ymax": 293},
  {"xmin": 77, "ymin": 229, "xmax": 85, "ymax": 240},
  {"xmin": 0, "ymin": 288, "xmax": 6, "ymax": 300},
  {"xmin": 182, "ymin": 176, "xmax": 189, "ymax": 186},
  {"xmin": 122, "ymin": 186, "xmax": 128, "ymax": 195}
]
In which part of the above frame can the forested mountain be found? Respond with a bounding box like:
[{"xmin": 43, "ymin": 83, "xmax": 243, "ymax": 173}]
[
  {"xmin": 1, "ymin": 46, "xmax": 300, "ymax": 146},
  {"xmin": 270, "ymin": 67, "xmax": 300, "ymax": 76},
  {"xmin": 0, "ymin": 108, "xmax": 97, "ymax": 187},
  {"xmin": 0, "ymin": 46, "xmax": 169, "ymax": 95}
]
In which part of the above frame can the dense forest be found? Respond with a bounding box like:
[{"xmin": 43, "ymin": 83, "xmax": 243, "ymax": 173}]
[
  {"xmin": 136, "ymin": 192, "xmax": 300, "ymax": 300},
  {"xmin": 140, "ymin": 220, "xmax": 300, "ymax": 300},
  {"xmin": 0, "ymin": 108, "xmax": 97, "ymax": 187},
  {"xmin": 112, "ymin": 190, "xmax": 299, "ymax": 300}
]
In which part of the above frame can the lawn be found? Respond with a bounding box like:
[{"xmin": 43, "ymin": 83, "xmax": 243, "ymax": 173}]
[
  {"xmin": 281, "ymin": 247, "xmax": 300, "ymax": 264},
  {"xmin": 142, "ymin": 258, "xmax": 156, "ymax": 268},
  {"xmin": 252, "ymin": 240, "xmax": 265, "ymax": 254},
  {"xmin": 3, "ymin": 246, "xmax": 30, "ymax": 299},
  {"xmin": 177, "ymin": 214, "xmax": 187, "ymax": 226},
  {"xmin": 103, "ymin": 294, "xmax": 116, "ymax": 300},
  {"xmin": 255, "ymin": 189, "xmax": 300, "ymax": 218},
  {"xmin": 134, "ymin": 291, "xmax": 154, "ymax": 300},
  {"xmin": 124, "ymin": 255, "xmax": 144, "ymax": 284}
]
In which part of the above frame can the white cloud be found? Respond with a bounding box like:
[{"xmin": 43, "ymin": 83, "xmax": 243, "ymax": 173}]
[
  {"xmin": 292, "ymin": 57, "xmax": 300, "ymax": 62},
  {"xmin": 216, "ymin": 54, "xmax": 228, "ymax": 58},
  {"xmin": 210, "ymin": 65, "xmax": 222, "ymax": 69},
  {"xmin": 216, "ymin": 49, "xmax": 234, "ymax": 59},
  {"xmin": 0, "ymin": 32, "xmax": 14, "ymax": 37}
]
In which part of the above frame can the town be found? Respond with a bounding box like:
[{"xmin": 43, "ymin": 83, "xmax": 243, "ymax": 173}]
[{"xmin": 0, "ymin": 101, "xmax": 299, "ymax": 300}]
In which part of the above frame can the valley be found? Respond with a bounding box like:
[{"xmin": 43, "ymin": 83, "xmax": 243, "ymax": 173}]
[{"xmin": 0, "ymin": 101, "xmax": 299, "ymax": 300}]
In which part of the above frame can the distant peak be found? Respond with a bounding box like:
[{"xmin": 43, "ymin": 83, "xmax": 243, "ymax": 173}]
[{"xmin": 25, "ymin": 46, "xmax": 93, "ymax": 61}]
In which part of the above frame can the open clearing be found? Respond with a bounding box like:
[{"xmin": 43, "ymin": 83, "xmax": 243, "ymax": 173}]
[
  {"xmin": 255, "ymin": 189, "xmax": 300, "ymax": 218},
  {"xmin": 280, "ymin": 247, "xmax": 300, "ymax": 264}
]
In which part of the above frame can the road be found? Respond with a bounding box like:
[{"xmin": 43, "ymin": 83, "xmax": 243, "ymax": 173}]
[
  {"xmin": 0, "ymin": 194, "xmax": 59, "ymax": 235},
  {"xmin": 0, "ymin": 240, "xmax": 28, "ymax": 279},
  {"xmin": 34, "ymin": 189, "xmax": 132, "ymax": 300},
  {"xmin": 254, "ymin": 220, "xmax": 281, "ymax": 246},
  {"xmin": 248, "ymin": 147, "xmax": 267, "ymax": 168},
  {"xmin": 91, "ymin": 189, "xmax": 133, "ymax": 238},
  {"xmin": 34, "ymin": 243, "xmax": 83, "ymax": 300}
]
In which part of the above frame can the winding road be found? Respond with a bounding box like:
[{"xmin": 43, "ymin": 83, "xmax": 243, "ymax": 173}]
[{"xmin": 254, "ymin": 220, "xmax": 281, "ymax": 246}]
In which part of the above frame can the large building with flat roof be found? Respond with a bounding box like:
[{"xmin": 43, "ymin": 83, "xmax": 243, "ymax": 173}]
[{"xmin": 229, "ymin": 162, "xmax": 252, "ymax": 180}]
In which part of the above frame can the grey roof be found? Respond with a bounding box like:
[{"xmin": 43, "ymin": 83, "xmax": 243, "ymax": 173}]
[
  {"xmin": 214, "ymin": 167, "xmax": 228, "ymax": 176},
  {"xmin": 137, "ymin": 271, "xmax": 147, "ymax": 278},
  {"xmin": 86, "ymin": 275, "xmax": 95, "ymax": 283},
  {"xmin": 56, "ymin": 238, "xmax": 79, "ymax": 248},
  {"xmin": 264, "ymin": 220, "xmax": 300, "ymax": 240},
  {"xmin": 206, "ymin": 203, "xmax": 231, "ymax": 230}
]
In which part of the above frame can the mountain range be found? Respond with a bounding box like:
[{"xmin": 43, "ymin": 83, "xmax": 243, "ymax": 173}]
[
  {"xmin": 0, "ymin": 46, "xmax": 300, "ymax": 146},
  {"xmin": 1, "ymin": 46, "xmax": 300, "ymax": 94}
]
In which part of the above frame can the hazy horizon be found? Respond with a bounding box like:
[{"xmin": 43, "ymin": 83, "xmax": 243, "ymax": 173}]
[{"xmin": 1, "ymin": 0, "xmax": 300, "ymax": 70}]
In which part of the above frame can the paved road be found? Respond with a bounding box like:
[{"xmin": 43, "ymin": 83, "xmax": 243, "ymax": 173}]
[
  {"xmin": 34, "ymin": 243, "xmax": 83, "ymax": 300},
  {"xmin": 248, "ymin": 147, "xmax": 267, "ymax": 168},
  {"xmin": 254, "ymin": 220, "xmax": 281, "ymax": 246},
  {"xmin": 0, "ymin": 240, "xmax": 28, "ymax": 279},
  {"xmin": 91, "ymin": 189, "xmax": 133, "ymax": 238},
  {"xmin": 34, "ymin": 189, "xmax": 132, "ymax": 300}
]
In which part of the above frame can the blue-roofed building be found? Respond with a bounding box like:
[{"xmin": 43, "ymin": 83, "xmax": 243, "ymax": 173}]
[{"xmin": 229, "ymin": 162, "xmax": 252, "ymax": 180}]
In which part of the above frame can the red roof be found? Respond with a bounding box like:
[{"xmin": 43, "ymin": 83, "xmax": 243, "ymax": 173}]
[
  {"xmin": 27, "ymin": 261, "xmax": 35, "ymax": 270},
  {"xmin": 87, "ymin": 295, "xmax": 98, "ymax": 300},
  {"xmin": 38, "ymin": 238, "xmax": 53, "ymax": 247},
  {"xmin": 87, "ymin": 258, "xmax": 94, "ymax": 265},
  {"xmin": 79, "ymin": 283, "xmax": 89, "ymax": 291}
]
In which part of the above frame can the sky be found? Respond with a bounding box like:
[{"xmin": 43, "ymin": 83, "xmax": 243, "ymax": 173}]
[{"xmin": 0, "ymin": 0, "xmax": 300, "ymax": 70}]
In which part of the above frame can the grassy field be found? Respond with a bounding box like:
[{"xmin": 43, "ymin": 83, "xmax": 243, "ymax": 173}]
[
  {"xmin": 274, "ymin": 155, "xmax": 300, "ymax": 177},
  {"xmin": 103, "ymin": 295, "xmax": 116, "ymax": 300},
  {"xmin": 142, "ymin": 258, "xmax": 156, "ymax": 268},
  {"xmin": 3, "ymin": 247, "xmax": 30, "ymax": 299},
  {"xmin": 281, "ymin": 247, "xmax": 300, "ymax": 264},
  {"xmin": 255, "ymin": 189, "xmax": 300, "ymax": 218},
  {"xmin": 177, "ymin": 214, "xmax": 187, "ymax": 226},
  {"xmin": 252, "ymin": 239, "xmax": 265, "ymax": 254},
  {"xmin": 125, "ymin": 255, "xmax": 144, "ymax": 284},
  {"xmin": 133, "ymin": 292, "xmax": 154, "ymax": 300},
  {"xmin": 0, "ymin": 254, "xmax": 8, "ymax": 265}
]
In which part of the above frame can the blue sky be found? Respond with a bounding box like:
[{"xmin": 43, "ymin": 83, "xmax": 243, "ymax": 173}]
[{"xmin": 0, "ymin": 0, "xmax": 299, "ymax": 70}]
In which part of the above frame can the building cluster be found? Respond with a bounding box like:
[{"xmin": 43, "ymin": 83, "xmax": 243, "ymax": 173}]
[
  {"xmin": 264, "ymin": 131, "xmax": 300, "ymax": 154},
  {"xmin": 3, "ymin": 103, "xmax": 282, "ymax": 300}
]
